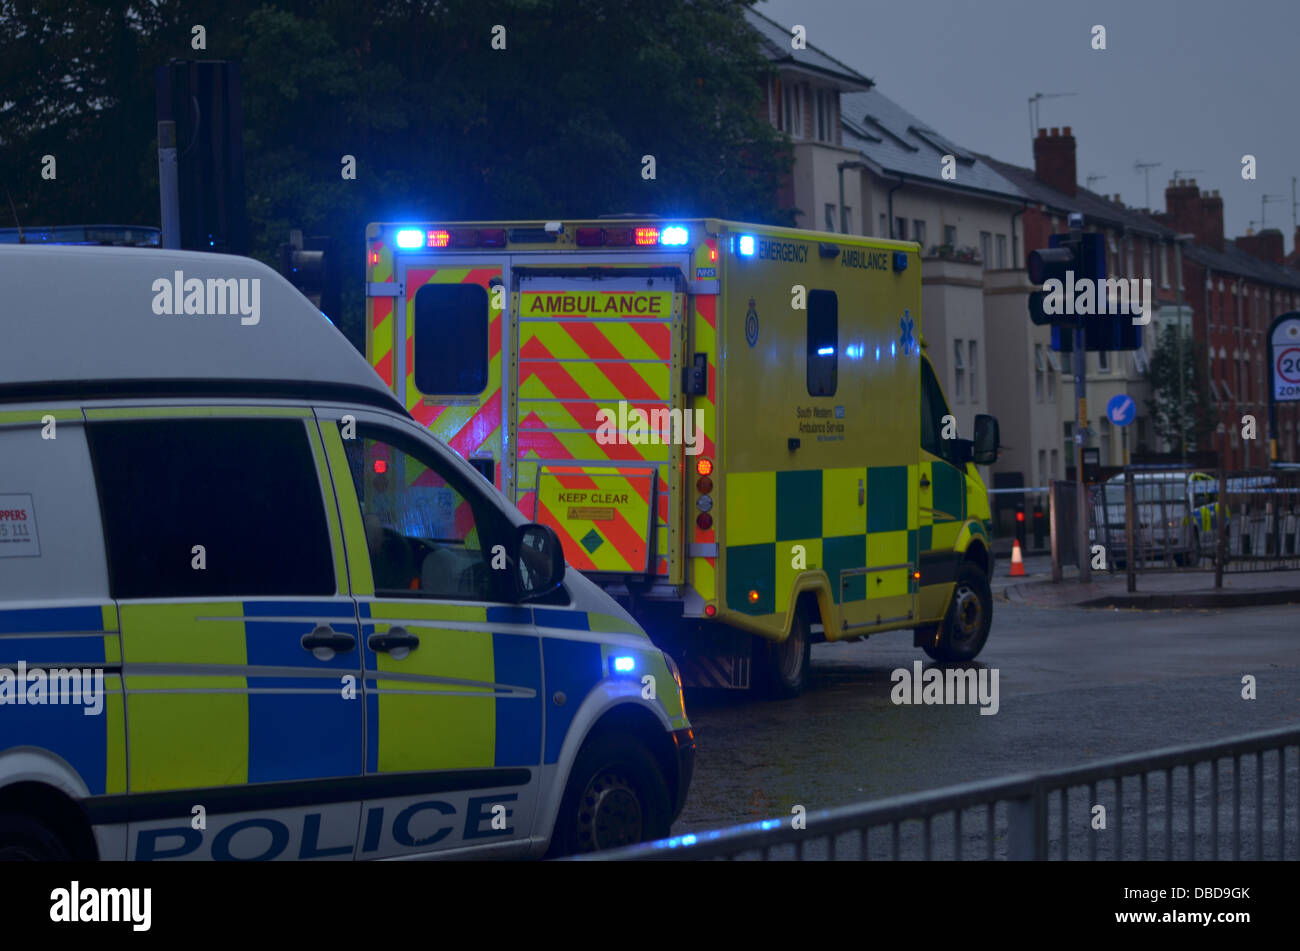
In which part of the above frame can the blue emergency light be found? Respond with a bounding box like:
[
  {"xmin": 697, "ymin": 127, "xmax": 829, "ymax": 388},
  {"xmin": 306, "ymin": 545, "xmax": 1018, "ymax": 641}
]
[
  {"xmin": 394, "ymin": 229, "xmax": 424, "ymax": 249},
  {"xmin": 612, "ymin": 656, "xmax": 635, "ymax": 673},
  {"xmin": 738, "ymin": 235, "xmax": 756, "ymax": 256},
  {"xmin": 660, "ymin": 226, "xmax": 689, "ymax": 246}
]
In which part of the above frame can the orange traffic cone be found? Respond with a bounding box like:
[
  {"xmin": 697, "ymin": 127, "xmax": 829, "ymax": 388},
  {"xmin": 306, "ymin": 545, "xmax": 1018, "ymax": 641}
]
[{"xmin": 1009, "ymin": 539, "xmax": 1027, "ymax": 577}]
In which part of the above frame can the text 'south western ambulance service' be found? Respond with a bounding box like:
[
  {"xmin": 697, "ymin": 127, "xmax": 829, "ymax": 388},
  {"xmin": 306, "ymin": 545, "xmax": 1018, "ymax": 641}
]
[{"xmin": 365, "ymin": 219, "xmax": 1002, "ymax": 696}]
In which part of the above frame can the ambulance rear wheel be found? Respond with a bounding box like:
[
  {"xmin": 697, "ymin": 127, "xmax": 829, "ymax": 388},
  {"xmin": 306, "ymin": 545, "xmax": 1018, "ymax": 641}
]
[
  {"xmin": 929, "ymin": 562, "xmax": 992, "ymax": 663},
  {"xmin": 757, "ymin": 609, "xmax": 811, "ymax": 698},
  {"xmin": 549, "ymin": 733, "xmax": 671, "ymax": 856},
  {"xmin": 0, "ymin": 814, "xmax": 71, "ymax": 861}
]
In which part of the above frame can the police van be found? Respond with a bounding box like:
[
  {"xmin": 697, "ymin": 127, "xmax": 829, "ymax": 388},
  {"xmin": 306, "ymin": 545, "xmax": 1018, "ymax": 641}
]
[
  {"xmin": 0, "ymin": 244, "xmax": 693, "ymax": 860},
  {"xmin": 363, "ymin": 219, "xmax": 1001, "ymax": 696}
]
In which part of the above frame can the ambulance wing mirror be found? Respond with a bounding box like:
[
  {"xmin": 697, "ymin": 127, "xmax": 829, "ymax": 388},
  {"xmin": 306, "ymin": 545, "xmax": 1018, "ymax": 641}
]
[
  {"xmin": 514, "ymin": 522, "xmax": 566, "ymax": 602},
  {"xmin": 973, "ymin": 414, "xmax": 1000, "ymax": 465}
]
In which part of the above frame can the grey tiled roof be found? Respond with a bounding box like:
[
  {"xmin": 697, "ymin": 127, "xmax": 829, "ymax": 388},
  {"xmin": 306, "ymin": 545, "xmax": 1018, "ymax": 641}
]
[
  {"xmin": 977, "ymin": 153, "xmax": 1178, "ymax": 240},
  {"xmin": 1184, "ymin": 240, "xmax": 1300, "ymax": 289},
  {"xmin": 744, "ymin": 6, "xmax": 872, "ymax": 87},
  {"xmin": 840, "ymin": 91, "xmax": 1027, "ymax": 201}
]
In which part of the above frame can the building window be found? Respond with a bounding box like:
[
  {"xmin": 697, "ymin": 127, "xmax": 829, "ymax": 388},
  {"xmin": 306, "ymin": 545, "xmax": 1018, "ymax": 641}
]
[
  {"xmin": 1097, "ymin": 349, "xmax": 1110, "ymax": 373},
  {"xmin": 980, "ymin": 231, "xmax": 991, "ymax": 266},
  {"xmin": 879, "ymin": 214, "xmax": 887, "ymax": 238},
  {"xmin": 815, "ymin": 89, "xmax": 827, "ymax": 141},
  {"xmin": 895, "ymin": 217, "xmax": 907, "ymax": 240},
  {"xmin": 1034, "ymin": 344, "xmax": 1045, "ymax": 402},
  {"xmin": 969, "ymin": 341, "xmax": 978, "ymax": 402},
  {"xmin": 1125, "ymin": 239, "xmax": 1134, "ymax": 278},
  {"xmin": 1013, "ymin": 231, "xmax": 1020, "ymax": 269},
  {"xmin": 825, "ymin": 204, "xmax": 837, "ymax": 233},
  {"xmin": 1160, "ymin": 245, "xmax": 1169, "ymax": 288},
  {"xmin": 843, "ymin": 207, "xmax": 852, "ymax": 233},
  {"xmin": 913, "ymin": 220, "xmax": 926, "ymax": 250},
  {"xmin": 1038, "ymin": 450, "xmax": 1047, "ymax": 485},
  {"xmin": 1047, "ymin": 349, "xmax": 1058, "ymax": 402},
  {"xmin": 996, "ymin": 234, "xmax": 1007, "ymax": 269},
  {"xmin": 1050, "ymin": 448, "xmax": 1059, "ymax": 479},
  {"xmin": 1144, "ymin": 242, "xmax": 1153, "ymax": 282},
  {"xmin": 1063, "ymin": 422, "xmax": 1074, "ymax": 467},
  {"xmin": 1100, "ymin": 419, "xmax": 1112, "ymax": 465},
  {"xmin": 783, "ymin": 83, "xmax": 804, "ymax": 139},
  {"xmin": 944, "ymin": 224, "xmax": 957, "ymax": 247},
  {"xmin": 953, "ymin": 338, "xmax": 966, "ymax": 401}
]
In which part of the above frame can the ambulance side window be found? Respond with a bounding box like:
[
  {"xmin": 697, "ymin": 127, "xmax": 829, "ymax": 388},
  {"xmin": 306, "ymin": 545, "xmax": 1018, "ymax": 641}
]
[
  {"xmin": 920, "ymin": 359, "xmax": 957, "ymax": 465},
  {"xmin": 806, "ymin": 289, "xmax": 838, "ymax": 397},
  {"xmin": 341, "ymin": 425, "xmax": 510, "ymax": 602},
  {"xmin": 88, "ymin": 418, "xmax": 334, "ymax": 598},
  {"xmin": 413, "ymin": 283, "xmax": 489, "ymax": 395}
]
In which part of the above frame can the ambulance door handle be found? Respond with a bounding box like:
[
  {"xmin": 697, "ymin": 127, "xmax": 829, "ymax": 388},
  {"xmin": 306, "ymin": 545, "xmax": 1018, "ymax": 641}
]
[
  {"xmin": 919, "ymin": 475, "xmax": 931, "ymax": 489},
  {"xmin": 369, "ymin": 627, "xmax": 420, "ymax": 660},
  {"xmin": 301, "ymin": 625, "xmax": 356, "ymax": 660}
]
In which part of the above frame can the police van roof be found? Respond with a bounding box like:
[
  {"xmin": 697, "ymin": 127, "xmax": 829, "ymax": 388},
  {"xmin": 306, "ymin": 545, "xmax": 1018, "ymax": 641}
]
[{"xmin": 0, "ymin": 244, "xmax": 401, "ymax": 411}]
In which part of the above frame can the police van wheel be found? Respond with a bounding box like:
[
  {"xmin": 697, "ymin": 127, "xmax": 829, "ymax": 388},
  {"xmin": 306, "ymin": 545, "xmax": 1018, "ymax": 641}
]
[
  {"xmin": 0, "ymin": 814, "xmax": 71, "ymax": 861},
  {"xmin": 549, "ymin": 734, "xmax": 671, "ymax": 856},
  {"xmin": 930, "ymin": 562, "xmax": 992, "ymax": 663},
  {"xmin": 757, "ymin": 609, "xmax": 811, "ymax": 698}
]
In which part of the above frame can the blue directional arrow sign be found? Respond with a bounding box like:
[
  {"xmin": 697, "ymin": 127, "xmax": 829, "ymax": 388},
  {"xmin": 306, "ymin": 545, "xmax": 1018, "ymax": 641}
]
[{"xmin": 1107, "ymin": 393, "xmax": 1136, "ymax": 427}]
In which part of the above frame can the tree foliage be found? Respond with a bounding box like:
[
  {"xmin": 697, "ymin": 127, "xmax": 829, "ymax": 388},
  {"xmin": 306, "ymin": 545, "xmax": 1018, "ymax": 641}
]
[
  {"xmin": 1144, "ymin": 321, "xmax": 1214, "ymax": 454},
  {"xmin": 0, "ymin": 0, "xmax": 794, "ymax": 348}
]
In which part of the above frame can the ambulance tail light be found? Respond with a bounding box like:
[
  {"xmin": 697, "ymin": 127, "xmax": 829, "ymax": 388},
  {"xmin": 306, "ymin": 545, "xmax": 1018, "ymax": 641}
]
[
  {"xmin": 696, "ymin": 474, "xmax": 713, "ymax": 494},
  {"xmin": 450, "ymin": 229, "xmax": 478, "ymax": 248},
  {"xmin": 426, "ymin": 230, "xmax": 451, "ymax": 248},
  {"xmin": 706, "ymin": 238, "xmax": 718, "ymax": 262},
  {"xmin": 605, "ymin": 227, "xmax": 634, "ymax": 247},
  {"xmin": 478, "ymin": 229, "xmax": 507, "ymax": 247},
  {"xmin": 696, "ymin": 512, "xmax": 712, "ymax": 530},
  {"xmin": 576, "ymin": 228, "xmax": 605, "ymax": 246},
  {"xmin": 696, "ymin": 458, "xmax": 713, "ymax": 476},
  {"xmin": 635, "ymin": 227, "xmax": 659, "ymax": 246},
  {"xmin": 704, "ymin": 604, "xmax": 717, "ymax": 618}
]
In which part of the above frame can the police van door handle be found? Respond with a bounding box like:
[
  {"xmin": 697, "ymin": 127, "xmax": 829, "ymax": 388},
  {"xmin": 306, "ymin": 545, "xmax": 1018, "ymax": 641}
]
[
  {"xmin": 368, "ymin": 627, "xmax": 420, "ymax": 660},
  {"xmin": 301, "ymin": 625, "xmax": 356, "ymax": 660}
]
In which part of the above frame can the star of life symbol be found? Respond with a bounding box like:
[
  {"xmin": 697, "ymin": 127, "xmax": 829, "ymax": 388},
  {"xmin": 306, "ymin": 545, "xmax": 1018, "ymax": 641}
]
[{"xmin": 899, "ymin": 310, "xmax": 916, "ymax": 356}]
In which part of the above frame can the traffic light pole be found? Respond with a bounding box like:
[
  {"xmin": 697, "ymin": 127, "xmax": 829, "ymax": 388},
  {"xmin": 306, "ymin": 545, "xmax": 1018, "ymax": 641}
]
[{"xmin": 1075, "ymin": 323, "xmax": 1091, "ymax": 584}]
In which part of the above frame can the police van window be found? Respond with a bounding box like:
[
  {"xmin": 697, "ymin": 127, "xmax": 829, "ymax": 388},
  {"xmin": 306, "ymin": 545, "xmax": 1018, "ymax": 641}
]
[
  {"xmin": 806, "ymin": 289, "xmax": 838, "ymax": 397},
  {"xmin": 341, "ymin": 425, "xmax": 509, "ymax": 601},
  {"xmin": 87, "ymin": 418, "xmax": 334, "ymax": 599},
  {"xmin": 920, "ymin": 358, "xmax": 957, "ymax": 464},
  {"xmin": 413, "ymin": 283, "xmax": 489, "ymax": 395}
]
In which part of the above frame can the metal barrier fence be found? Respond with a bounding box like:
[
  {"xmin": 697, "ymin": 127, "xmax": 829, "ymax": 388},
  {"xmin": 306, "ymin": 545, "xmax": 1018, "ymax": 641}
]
[
  {"xmin": 1087, "ymin": 467, "xmax": 1300, "ymax": 576},
  {"xmin": 580, "ymin": 726, "xmax": 1300, "ymax": 860}
]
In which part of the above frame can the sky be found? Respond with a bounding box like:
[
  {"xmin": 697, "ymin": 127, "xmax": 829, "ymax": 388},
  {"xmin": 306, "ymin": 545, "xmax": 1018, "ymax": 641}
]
[{"xmin": 758, "ymin": 0, "xmax": 1299, "ymax": 251}]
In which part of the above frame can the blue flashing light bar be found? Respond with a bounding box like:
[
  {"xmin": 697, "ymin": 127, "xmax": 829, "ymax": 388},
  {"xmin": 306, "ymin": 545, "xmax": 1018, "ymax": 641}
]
[
  {"xmin": 737, "ymin": 235, "xmax": 756, "ymax": 256},
  {"xmin": 660, "ymin": 225, "xmax": 689, "ymax": 246}
]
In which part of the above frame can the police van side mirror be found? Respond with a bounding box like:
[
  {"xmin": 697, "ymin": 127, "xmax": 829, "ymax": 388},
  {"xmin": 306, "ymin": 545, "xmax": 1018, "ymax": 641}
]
[
  {"xmin": 973, "ymin": 414, "xmax": 1000, "ymax": 465},
  {"xmin": 515, "ymin": 522, "xmax": 566, "ymax": 602}
]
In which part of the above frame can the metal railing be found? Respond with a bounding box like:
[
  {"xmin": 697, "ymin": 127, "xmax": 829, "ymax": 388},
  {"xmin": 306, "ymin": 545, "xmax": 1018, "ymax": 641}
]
[
  {"xmin": 1083, "ymin": 467, "xmax": 1300, "ymax": 577},
  {"xmin": 579, "ymin": 726, "xmax": 1300, "ymax": 860}
]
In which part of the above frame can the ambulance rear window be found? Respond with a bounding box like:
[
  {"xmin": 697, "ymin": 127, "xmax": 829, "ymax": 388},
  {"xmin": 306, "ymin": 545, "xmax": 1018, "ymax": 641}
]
[
  {"xmin": 413, "ymin": 283, "xmax": 489, "ymax": 395},
  {"xmin": 806, "ymin": 289, "xmax": 838, "ymax": 397}
]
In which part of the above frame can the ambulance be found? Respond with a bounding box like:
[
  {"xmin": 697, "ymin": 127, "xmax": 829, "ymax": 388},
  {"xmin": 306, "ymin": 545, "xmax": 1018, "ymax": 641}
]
[
  {"xmin": 0, "ymin": 243, "xmax": 693, "ymax": 860},
  {"xmin": 364, "ymin": 219, "xmax": 1001, "ymax": 696}
]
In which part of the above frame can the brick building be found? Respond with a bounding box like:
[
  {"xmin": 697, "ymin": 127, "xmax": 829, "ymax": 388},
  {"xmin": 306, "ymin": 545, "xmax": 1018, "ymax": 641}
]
[{"xmin": 1153, "ymin": 181, "xmax": 1300, "ymax": 466}]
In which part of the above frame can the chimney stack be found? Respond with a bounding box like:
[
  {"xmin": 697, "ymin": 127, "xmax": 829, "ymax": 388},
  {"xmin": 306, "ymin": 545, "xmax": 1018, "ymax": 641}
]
[
  {"xmin": 1162, "ymin": 179, "xmax": 1224, "ymax": 253},
  {"xmin": 1033, "ymin": 126, "xmax": 1077, "ymax": 197},
  {"xmin": 1236, "ymin": 228, "xmax": 1284, "ymax": 266}
]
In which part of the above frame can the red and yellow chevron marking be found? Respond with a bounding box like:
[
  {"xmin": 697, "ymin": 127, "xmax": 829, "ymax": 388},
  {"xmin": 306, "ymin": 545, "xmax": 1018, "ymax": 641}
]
[
  {"xmin": 689, "ymin": 294, "xmax": 719, "ymax": 601},
  {"xmin": 367, "ymin": 240, "xmax": 395, "ymax": 389},
  {"xmin": 516, "ymin": 289, "xmax": 675, "ymax": 576},
  {"xmin": 403, "ymin": 266, "xmax": 504, "ymax": 489}
]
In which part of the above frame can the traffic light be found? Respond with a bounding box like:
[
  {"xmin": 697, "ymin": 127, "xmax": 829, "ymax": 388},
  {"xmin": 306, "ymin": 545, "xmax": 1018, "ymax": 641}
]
[
  {"xmin": 279, "ymin": 231, "xmax": 340, "ymax": 321},
  {"xmin": 1026, "ymin": 232, "xmax": 1083, "ymax": 327},
  {"xmin": 1027, "ymin": 230, "xmax": 1142, "ymax": 352}
]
